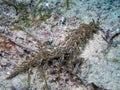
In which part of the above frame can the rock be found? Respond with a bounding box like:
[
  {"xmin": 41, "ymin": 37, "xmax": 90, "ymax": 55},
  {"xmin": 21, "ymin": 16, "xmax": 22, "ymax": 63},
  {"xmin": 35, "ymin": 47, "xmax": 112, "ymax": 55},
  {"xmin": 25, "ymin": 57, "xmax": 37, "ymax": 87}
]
[
  {"xmin": 82, "ymin": 33, "xmax": 120, "ymax": 90},
  {"xmin": 0, "ymin": 58, "xmax": 8, "ymax": 66},
  {"xmin": 11, "ymin": 76, "xmax": 27, "ymax": 90},
  {"xmin": 87, "ymin": 83, "xmax": 104, "ymax": 90}
]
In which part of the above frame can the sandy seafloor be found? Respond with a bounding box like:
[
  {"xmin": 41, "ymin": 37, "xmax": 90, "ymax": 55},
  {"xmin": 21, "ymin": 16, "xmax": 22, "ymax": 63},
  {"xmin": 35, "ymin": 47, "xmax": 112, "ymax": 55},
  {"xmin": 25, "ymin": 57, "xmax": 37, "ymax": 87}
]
[{"xmin": 0, "ymin": 0, "xmax": 120, "ymax": 90}]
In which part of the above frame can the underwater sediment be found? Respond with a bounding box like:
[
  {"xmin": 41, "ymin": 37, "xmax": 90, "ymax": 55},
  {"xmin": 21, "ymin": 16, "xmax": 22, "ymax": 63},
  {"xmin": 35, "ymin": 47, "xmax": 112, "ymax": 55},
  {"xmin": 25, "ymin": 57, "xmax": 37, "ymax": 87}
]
[{"xmin": 0, "ymin": 0, "xmax": 120, "ymax": 90}]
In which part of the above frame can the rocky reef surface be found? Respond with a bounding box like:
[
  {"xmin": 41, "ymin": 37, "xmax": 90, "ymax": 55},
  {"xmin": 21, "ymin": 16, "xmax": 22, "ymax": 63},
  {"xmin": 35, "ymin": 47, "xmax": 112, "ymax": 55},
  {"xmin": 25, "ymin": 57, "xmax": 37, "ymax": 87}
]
[{"xmin": 0, "ymin": 0, "xmax": 120, "ymax": 90}]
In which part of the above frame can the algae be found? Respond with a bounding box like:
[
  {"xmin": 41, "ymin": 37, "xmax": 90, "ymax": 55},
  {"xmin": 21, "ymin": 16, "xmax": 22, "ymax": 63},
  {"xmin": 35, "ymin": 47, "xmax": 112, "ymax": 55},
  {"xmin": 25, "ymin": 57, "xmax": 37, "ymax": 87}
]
[
  {"xmin": 112, "ymin": 58, "xmax": 120, "ymax": 63},
  {"xmin": 6, "ymin": 20, "xmax": 100, "ymax": 79},
  {"xmin": 2, "ymin": 1, "xmax": 101, "ymax": 89},
  {"xmin": 63, "ymin": 0, "xmax": 76, "ymax": 10},
  {"xmin": 2, "ymin": 0, "xmax": 52, "ymax": 28}
]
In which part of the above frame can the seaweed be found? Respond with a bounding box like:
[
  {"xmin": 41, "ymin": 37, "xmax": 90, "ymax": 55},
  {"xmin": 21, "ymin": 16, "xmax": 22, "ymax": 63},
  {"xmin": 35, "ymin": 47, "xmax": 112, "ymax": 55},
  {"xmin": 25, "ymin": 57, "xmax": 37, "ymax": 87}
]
[
  {"xmin": 27, "ymin": 69, "xmax": 31, "ymax": 90},
  {"xmin": 101, "ymin": 28, "xmax": 120, "ymax": 55},
  {"xmin": 64, "ymin": 0, "xmax": 76, "ymax": 10},
  {"xmin": 5, "ymin": 20, "xmax": 100, "ymax": 89},
  {"xmin": 2, "ymin": 0, "xmax": 31, "ymax": 26},
  {"xmin": 38, "ymin": 65, "xmax": 50, "ymax": 90},
  {"xmin": 2, "ymin": 0, "xmax": 52, "ymax": 28},
  {"xmin": 2, "ymin": 0, "xmax": 76, "ymax": 29},
  {"xmin": 109, "ymin": 32, "xmax": 120, "ymax": 45},
  {"xmin": 2, "ymin": 0, "xmax": 28, "ymax": 13},
  {"xmin": 6, "ymin": 20, "xmax": 99, "ymax": 78},
  {"xmin": 9, "ymin": 25, "xmax": 23, "ymax": 31},
  {"xmin": 112, "ymin": 58, "xmax": 120, "ymax": 63},
  {"xmin": 1, "ymin": 0, "xmax": 102, "ymax": 89}
]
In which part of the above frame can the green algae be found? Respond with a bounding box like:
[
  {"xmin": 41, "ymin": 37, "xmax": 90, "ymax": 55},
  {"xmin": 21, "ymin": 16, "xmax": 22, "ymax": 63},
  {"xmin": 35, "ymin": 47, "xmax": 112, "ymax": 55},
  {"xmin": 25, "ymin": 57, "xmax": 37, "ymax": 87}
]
[{"xmin": 64, "ymin": 0, "xmax": 76, "ymax": 10}]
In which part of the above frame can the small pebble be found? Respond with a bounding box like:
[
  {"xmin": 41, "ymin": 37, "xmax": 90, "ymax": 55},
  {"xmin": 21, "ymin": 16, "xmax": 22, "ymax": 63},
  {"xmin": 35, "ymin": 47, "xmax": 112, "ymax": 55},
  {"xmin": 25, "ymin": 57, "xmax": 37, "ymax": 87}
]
[
  {"xmin": 1, "ymin": 58, "xmax": 8, "ymax": 66},
  {"xmin": 116, "ymin": 28, "xmax": 120, "ymax": 32},
  {"xmin": 60, "ymin": 17, "xmax": 66, "ymax": 25}
]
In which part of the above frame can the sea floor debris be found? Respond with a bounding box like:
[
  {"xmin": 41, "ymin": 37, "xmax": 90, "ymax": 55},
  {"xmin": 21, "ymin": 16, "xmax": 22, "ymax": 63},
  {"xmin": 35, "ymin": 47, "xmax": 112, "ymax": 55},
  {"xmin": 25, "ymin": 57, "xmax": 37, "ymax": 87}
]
[
  {"xmin": 0, "ymin": 18, "xmax": 102, "ymax": 90},
  {"xmin": 0, "ymin": 0, "xmax": 120, "ymax": 90}
]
